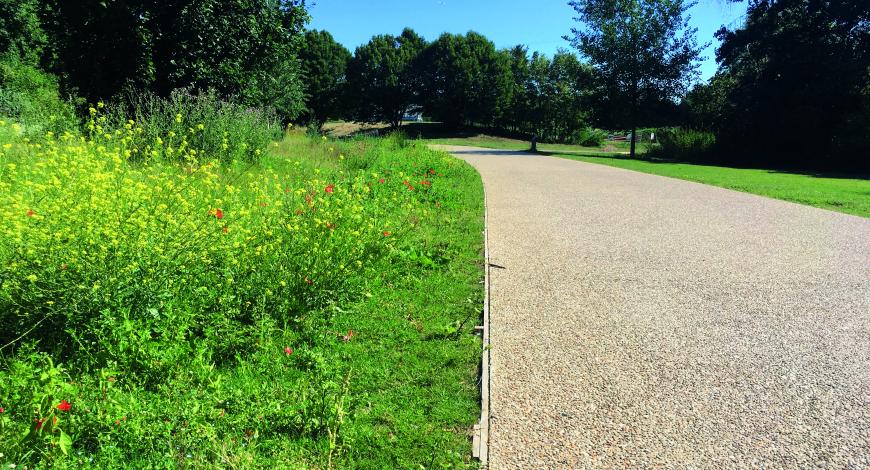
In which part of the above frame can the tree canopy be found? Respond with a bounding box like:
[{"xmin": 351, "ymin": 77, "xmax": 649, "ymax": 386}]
[
  {"xmin": 566, "ymin": 0, "xmax": 703, "ymax": 157},
  {"xmin": 298, "ymin": 30, "xmax": 352, "ymax": 128},
  {"xmin": 346, "ymin": 28, "xmax": 427, "ymax": 128}
]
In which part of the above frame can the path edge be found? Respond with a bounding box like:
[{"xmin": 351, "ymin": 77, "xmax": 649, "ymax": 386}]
[{"xmin": 472, "ymin": 177, "xmax": 491, "ymax": 466}]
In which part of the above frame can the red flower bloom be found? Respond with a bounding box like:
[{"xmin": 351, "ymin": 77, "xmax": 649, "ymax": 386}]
[
  {"xmin": 378, "ymin": 178, "xmax": 385, "ymax": 184},
  {"xmin": 212, "ymin": 209, "xmax": 224, "ymax": 219},
  {"xmin": 383, "ymin": 231, "xmax": 391, "ymax": 237},
  {"xmin": 26, "ymin": 209, "xmax": 35, "ymax": 217},
  {"xmin": 429, "ymin": 169, "xmax": 436, "ymax": 175},
  {"xmin": 35, "ymin": 418, "xmax": 46, "ymax": 430},
  {"xmin": 325, "ymin": 184, "xmax": 335, "ymax": 194},
  {"xmin": 420, "ymin": 180, "xmax": 431, "ymax": 187},
  {"xmin": 408, "ymin": 186, "xmax": 415, "ymax": 191},
  {"xmin": 0, "ymin": 406, "xmax": 5, "ymax": 413},
  {"xmin": 56, "ymin": 399, "xmax": 71, "ymax": 412},
  {"xmin": 284, "ymin": 346, "xmax": 293, "ymax": 356},
  {"xmin": 342, "ymin": 330, "xmax": 355, "ymax": 342}
]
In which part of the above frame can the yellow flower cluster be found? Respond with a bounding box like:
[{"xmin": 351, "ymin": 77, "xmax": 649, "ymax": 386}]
[{"xmin": 0, "ymin": 121, "xmax": 435, "ymax": 324}]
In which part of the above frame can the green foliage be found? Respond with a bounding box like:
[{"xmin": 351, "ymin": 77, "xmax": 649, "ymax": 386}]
[
  {"xmin": 711, "ymin": 0, "xmax": 870, "ymax": 171},
  {"xmin": 37, "ymin": 0, "xmax": 309, "ymax": 121},
  {"xmin": 0, "ymin": 55, "xmax": 77, "ymax": 134},
  {"xmin": 567, "ymin": 0, "xmax": 703, "ymax": 157},
  {"xmin": 103, "ymin": 89, "xmax": 281, "ymax": 164},
  {"xmin": 346, "ymin": 28, "xmax": 427, "ymax": 128},
  {"xmin": 299, "ymin": 30, "xmax": 352, "ymax": 128},
  {"xmin": 0, "ymin": 111, "xmax": 483, "ymax": 466},
  {"xmin": 571, "ymin": 127, "xmax": 607, "ymax": 146},
  {"xmin": 0, "ymin": 0, "xmax": 47, "ymax": 64},
  {"xmin": 421, "ymin": 32, "xmax": 513, "ymax": 128},
  {"xmin": 650, "ymin": 127, "xmax": 715, "ymax": 161}
]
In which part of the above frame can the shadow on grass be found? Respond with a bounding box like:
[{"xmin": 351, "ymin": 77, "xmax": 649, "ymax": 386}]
[{"xmin": 546, "ymin": 150, "xmax": 870, "ymax": 181}]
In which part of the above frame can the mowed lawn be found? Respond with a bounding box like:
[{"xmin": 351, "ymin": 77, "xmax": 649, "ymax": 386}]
[
  {"xmin": 557, "ymin": 154, "xmax": 870, "ymax": 218},
  {"xmin": 422, "ymin": 134, "xmax": 869, "ymax": 218}
]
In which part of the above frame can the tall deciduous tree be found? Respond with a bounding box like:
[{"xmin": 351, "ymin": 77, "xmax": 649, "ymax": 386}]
[
  {"xmin": 37, "ymin": 0, "xmax": 309, "ymax": 120},
  {"xmin": 298, "ymin": 30, "xmax": 351, "ymax": 128},
  {"xmin": 346, "ymin": 28, "xmax": 426, "ymax": 128},
  {"xmin": 566, "ymin": 0, "xmax": 702, "ymax": 158},
  {"xmin": 421, "ymin": 32, "xmax": 513, "ymax": 128}
]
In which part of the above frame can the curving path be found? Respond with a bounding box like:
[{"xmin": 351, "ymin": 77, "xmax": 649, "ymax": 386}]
[{"xmin": 441, "ymin": 146, "xmax": 870, "ymax": 468}]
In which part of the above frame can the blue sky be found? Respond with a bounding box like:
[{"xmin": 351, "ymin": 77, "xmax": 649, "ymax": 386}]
[{"xmin": 308, "ymin": 0, "xmax": 746, "ymax": 82}]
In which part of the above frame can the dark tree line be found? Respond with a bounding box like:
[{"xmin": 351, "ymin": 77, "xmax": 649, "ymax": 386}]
[
  {"xmin": 300, "ymin": 29, "xmax": 617, "ymax": 144},
  {"xmin": 2, "ymin": 0, "xmax": 310, "ymax": 121},
  {"xmin": 683, "ymin": 0, "xmax": 870, "ymax": 171}
]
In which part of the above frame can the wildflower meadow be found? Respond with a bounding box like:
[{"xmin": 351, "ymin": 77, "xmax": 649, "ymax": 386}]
[{"xmin": 0, "ymin": 102, "xmax": 483, "ymax": 467}]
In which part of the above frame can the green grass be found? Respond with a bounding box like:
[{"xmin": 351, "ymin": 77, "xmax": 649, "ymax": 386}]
[
  {"xmin": 0, "ymin": 122, "xmax": 484, "ymax": 468},
  {"xmin": 421, "ymin": 133, "xmax": 869, "ymax": 218},
  {"xmin": 422, "ymin": 134, "xmax": 649, "ymax": 155},
  {"xmin": 554, "ymin": 153, "xmax": 870, "ymax": 218}
]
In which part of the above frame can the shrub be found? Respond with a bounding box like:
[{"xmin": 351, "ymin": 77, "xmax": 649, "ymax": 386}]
[
  {"xmin": 652, "ymin": 127, "xmax": 716, "ymax": 161},
  {"xmin": 570, "ymin": 126, "xmax": 607, "ymax": 147},
  {"xmin": 103, "ymin": 89, "xmax": 281, "ymax": 164},
  {"xmin": 0, "ymin": 55, "xmax": 77, "ymax": 134}
]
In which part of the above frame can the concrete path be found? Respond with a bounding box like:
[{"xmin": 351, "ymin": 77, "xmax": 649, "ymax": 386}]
[{"xmin": 442, "ymin": 146, "xmax": 870, "ymax": 469}]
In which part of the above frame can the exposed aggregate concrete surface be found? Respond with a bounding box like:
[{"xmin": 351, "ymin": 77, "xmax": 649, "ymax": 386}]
[{"xmin": 441, "ymin": 146, "xmax": 870, "ymax": 469}]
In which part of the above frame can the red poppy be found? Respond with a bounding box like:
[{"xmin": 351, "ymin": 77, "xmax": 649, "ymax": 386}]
[
  {"xmin": 420, "ymin": 180, "xmax": 431, "ymax": 187},
  {"xmin": 325, "ymin": 184, "xmax": 335, "ymax": 194},
  {"xmin": 383, "ymin": 231, "xmax": 391, "ymax": 237},
  {"xmin": 212, "ymin": 209, "xmax": 224, "ymax": 220},
  {"xmin": 26, "ymin": 209, "xmax": 35, "ymax": 217},
  {"xmin": 378, "ymin": 178, "xmax": 385, "ymax": 184},
  {"xmin": 0, "ymin": 407, "xmax": 4, "ymax": 413},
  {"xmin": 408, "ymin": 186, "xmax": 415, "ymax": 191},
  {"xmin": 56, "ymin": 399, "xmax": 71, "ymax": 412},
  {"xmin": 284, "ymin": 346, "xmax": 293, "ymax": 356}
]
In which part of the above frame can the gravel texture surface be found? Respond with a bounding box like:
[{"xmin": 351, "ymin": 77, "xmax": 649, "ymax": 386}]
[{"xmin": 441, "ymin": 146, "xmax": 870, "ymax": 469}]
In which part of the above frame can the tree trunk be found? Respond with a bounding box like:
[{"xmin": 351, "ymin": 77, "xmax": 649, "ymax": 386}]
[{"xmin": 629, "ymin": 81, "xmax": 638, "ymax": 160}]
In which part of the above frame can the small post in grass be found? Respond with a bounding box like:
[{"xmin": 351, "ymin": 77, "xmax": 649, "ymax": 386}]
[{"xmin": 530, "ymin": 134, "xmax": 538, "ymax": 153}]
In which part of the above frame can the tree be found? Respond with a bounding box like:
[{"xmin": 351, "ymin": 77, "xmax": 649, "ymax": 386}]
[
  {"xmin": 714, "ymin": 0, "xmax": 870, "ymax": 170},
  {"xmin": 421, "ymin": 32, "xmax": 513, "ymax": 128},
  {"xmin": 37, "ymin": 0, "xmax": 309, "ymax": 120},
  {"xmin": 0, "ymin": 0, "xmax": 47, "ymax": 64},
  {"xmin": 346, "ymin": 28, "xmax": 426, "ymax": 128},
  {"xmin": 566, "ymin": 0, "xmax": 703, "ymax": 158},
  {"xmin": 298, "ymin": 30, "xmax": 352, "ymax": 128}
]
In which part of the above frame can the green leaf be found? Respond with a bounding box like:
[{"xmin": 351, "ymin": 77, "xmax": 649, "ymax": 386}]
[{"xmin": 59, "ymin": 430, "xmax": 72, "ymax": 455}]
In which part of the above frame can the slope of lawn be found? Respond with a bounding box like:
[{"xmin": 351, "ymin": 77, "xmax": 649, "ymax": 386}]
[
  {"xmin": 554, "ymin": 153, "xmax": 870, "ymax": 218},
  {"xmin": 0, "ymin": 114, "xmax": 484, "ymax": 468}
]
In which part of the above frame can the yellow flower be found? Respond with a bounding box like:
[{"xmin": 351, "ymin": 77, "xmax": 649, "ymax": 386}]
[{"xmin": 175, "ymin": 114, "xmax": 183, "ymax": 123}]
